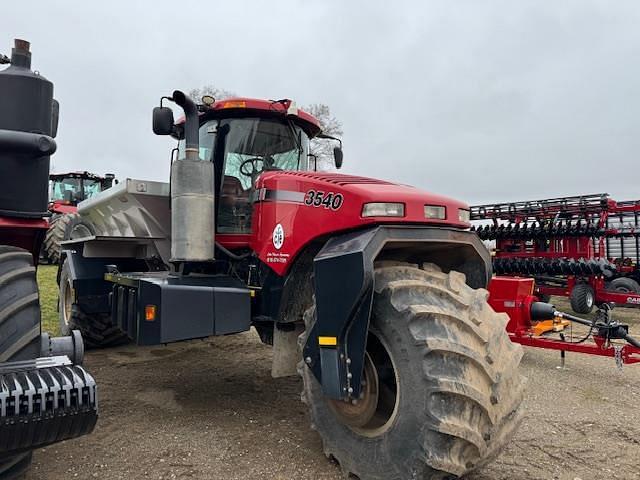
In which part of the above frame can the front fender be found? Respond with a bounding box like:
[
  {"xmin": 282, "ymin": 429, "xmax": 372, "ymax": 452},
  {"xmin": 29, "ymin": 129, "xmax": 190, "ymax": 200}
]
[{"xmin": 303, "ymin": 225, "xmax": 491, "ymax": 400}]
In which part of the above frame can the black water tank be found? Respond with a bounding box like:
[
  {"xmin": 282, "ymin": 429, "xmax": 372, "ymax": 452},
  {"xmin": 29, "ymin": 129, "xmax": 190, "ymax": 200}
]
[{"xmin": 0, "ymin": 39, "xmax": 57, "ymax": 218}]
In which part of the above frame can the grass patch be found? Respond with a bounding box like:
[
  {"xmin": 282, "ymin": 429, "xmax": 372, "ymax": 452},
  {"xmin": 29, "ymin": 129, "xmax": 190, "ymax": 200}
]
[{"xmin": 37, "ymin": 265, "xmax": 60, "ymax": 336}]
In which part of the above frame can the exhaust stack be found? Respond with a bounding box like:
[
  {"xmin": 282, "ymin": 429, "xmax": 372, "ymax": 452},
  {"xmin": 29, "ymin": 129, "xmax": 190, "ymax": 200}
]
[{"xmin": 170, "ymin": 90, "xmax": 215, "ymax": 264}]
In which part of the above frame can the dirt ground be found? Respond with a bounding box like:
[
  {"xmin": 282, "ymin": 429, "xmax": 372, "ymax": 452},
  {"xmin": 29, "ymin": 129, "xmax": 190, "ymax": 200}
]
[{"xmin": 25, "ymin": 299, "xmax": 640, "ymax": 480}]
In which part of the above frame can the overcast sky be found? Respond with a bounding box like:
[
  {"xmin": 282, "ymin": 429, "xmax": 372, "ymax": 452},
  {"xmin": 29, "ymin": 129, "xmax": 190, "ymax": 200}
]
[{"xmin": 4, "ymin": 1, "xmax": 639, "ymax": 204}]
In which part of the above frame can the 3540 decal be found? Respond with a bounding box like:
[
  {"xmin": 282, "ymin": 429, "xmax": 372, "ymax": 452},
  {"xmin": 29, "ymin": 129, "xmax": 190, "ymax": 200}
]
[{"xmin": 304, "ymin": 190, "xmax": 344, "ymax": 210}]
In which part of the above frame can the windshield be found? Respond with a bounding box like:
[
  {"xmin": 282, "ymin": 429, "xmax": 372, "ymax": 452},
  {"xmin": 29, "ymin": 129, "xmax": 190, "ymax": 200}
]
[
  {"xmin": 50, "ymin": 177, "xmax": 103, "ymax": 203},
  {"xmin": 83, "ymin": 179, "xmax": 101, "ymax": 198},
  {"xmin": 178, "ymin": 117, "xmax": 310, "ymax": 175},
  {"xmin": 219, "ymin": 117, "xmax": 309, "ymax": 189}
]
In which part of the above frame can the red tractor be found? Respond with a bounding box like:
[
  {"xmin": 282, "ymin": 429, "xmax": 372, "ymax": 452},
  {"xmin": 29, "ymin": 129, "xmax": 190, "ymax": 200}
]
[
  {"xmin": 0, "ymin": 39, "xmax": 97, "ymax": 479},
  {"xmin": 41, "ymin": 171, "xmax": 115, "ymax": 264},
  {"xmin": 59, "ymin": 92, "xmax": 525, "ymax": 478}
]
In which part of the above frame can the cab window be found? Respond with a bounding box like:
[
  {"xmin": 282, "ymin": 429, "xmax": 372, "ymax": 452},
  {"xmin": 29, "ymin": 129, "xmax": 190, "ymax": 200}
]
[{"xmin": 217, "ymin": 117, "xmax": 309, "ymax": 234}]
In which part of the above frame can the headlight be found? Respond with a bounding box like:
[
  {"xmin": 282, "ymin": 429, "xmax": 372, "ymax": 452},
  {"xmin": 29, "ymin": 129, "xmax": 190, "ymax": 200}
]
[
  {"xmin": 362, "ymin": 202, "xmax": 405, "ymax": 217},
  {"xmin": 424, "ymin": 205, "xmax": 446, "ymax": 220},
  {"xmin": 458, "ymin": 208, "xmax": 470, "ymax": 223}
]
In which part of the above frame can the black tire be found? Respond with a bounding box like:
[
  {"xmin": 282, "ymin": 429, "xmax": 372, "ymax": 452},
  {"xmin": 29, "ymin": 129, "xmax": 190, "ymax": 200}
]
[
  {"xmin": 0, "ymin": 246, "xmax": 41, "ymax": 479},
  {"xmin": 300, "ymin": 262, "xmax": 525, "ymax": 479},
  {"xmin": 609, "ymin": 277, "xmax": 640, "ymax": 294},
  {"xmin": 569, "ymin": 283, "xmax": 595, "ymax": 314},
  {"xmin": 59, "ymin": 258, "xmax": 128, "ymax": 348},
  {"xmin": 0, "ymin": 453, "xmax": 33, "ymax": 480},
  {"xmin": 42, "ymin": 213, "xmax": 81, "ymax": 265}
]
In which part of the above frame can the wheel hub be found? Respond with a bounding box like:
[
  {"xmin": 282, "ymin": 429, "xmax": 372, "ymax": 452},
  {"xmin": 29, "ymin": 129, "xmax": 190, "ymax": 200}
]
[
  {"xmin": 326, "ymin": 332, "xmax": 400, "ymax": 437},
  {"xmin": 328, "ymin": 352, "xmax": 379, "ymax": 428},
  {"xmin": 586, "ymin": 291, "xmax": 594, "ymax": 308},
  {"xmin": 63, "ymin": 279, "xmax": 73, "ymax": 327}
]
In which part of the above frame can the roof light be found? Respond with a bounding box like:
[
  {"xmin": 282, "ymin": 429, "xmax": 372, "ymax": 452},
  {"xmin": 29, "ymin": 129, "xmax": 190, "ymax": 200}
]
[
  {"xmin": 221, "ymin": 100, "xmax": 246, "ymax": 109},
  {"xmin": 458, "ymin": 208, "xmax": 470, "ymax": 223},
  {"xmin": 201, "ymin": 95, "xmax": 215, "ymax": 106},
  {"xmin": 424, "ymin": 205, "xmax": 446, "ymax": 220},
  {"xmin": 287, "ymin": 100, "xmax": 299, "ymax": 116},
  {"xmin": 362, "ymin": 202, "xmax": 405, "ymax": 217}
]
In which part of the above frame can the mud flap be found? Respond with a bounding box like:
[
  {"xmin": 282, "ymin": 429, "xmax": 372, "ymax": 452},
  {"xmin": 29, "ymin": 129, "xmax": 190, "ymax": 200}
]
[
  {"xmin": 271, "ymin": 324, "xmax": 305, "ymax": 378},
  {"xmin": 0, "ymin": 356, "xmax": 98, "ymax": 456}
]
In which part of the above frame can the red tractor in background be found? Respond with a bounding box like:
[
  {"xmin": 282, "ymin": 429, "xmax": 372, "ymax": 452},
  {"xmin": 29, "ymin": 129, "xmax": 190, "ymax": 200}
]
[
  {"xmin": 41, "ymin": 171, "xmax": 116, "ymax": 264},
  {"xmin": 0, "ymin": 39, "xmax": 97, "ymax": 480}
]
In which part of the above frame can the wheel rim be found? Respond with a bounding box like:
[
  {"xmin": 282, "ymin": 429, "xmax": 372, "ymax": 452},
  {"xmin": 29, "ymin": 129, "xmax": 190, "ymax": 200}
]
[
  {"xmin": 586, "ymin": 291, "xmax": 594, "ymax": 308},
  {"xmin": 63, "ymin": 279, "xmax": 73, "ymax": 327},
  {"xmin": 327, "ymin": 331, "xmax": 399, "ymax": 438}
]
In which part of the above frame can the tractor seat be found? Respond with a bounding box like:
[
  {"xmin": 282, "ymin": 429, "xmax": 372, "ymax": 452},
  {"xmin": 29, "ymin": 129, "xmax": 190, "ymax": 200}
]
[{"xmin": 220, "ymin": 175, "xmax": 250, "ymax": 208}]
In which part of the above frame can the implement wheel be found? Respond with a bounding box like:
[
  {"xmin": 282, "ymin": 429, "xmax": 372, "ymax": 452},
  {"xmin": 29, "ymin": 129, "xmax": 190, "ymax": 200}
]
[
  {"xmin": 570, "ymin": 283, "xmax": 595, "ymax": 314},
  {"xmin": 0, "ymin": 246, "xmax": 41, "ymax": 479},
  {"xmin": 43, "ymin": 213, "xmax": 81, "ymax": 264},
  {"xmin": 59, "ymin": 258, "xmax": 128, "ymax": 348},
  {"xmin": 300, "ymin": 263, "xmax": 525, "ymax": 479},
  {"xmin": 609, "ymin": 277, "xmax": 640, "ymax": 294}
]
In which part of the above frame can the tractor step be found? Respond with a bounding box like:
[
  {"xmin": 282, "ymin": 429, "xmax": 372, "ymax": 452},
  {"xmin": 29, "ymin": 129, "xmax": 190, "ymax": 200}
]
[{"xmin": 0, "ymin": 356, "xmax": 97, "ymax": 456}]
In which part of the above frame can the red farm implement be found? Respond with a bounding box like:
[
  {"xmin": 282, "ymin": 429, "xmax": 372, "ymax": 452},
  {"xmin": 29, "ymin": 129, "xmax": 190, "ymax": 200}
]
[
  {"xmin": 471, "ymin": 193, "xmax": 640, "ymax": 314},
  {"xmin": 489, "ymin": 276, "xmax": 640, "ymax": 366}
]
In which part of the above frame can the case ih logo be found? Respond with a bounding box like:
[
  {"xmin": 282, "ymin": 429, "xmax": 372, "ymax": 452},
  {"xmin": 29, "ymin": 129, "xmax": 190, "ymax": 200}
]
[
  {"xmin": 627, "ymin": 296, "xmax": 640, "ymax": 305},
  {"xmin": 272, "ymin": 223, "xmax": 284, "ymax": 250}
]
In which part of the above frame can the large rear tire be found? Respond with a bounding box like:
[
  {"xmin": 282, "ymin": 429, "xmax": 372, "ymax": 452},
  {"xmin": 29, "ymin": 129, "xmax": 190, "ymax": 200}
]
[
  {"xmin": 59, "ymin": 258, "xmax": 128, "ymax": 348},
  {"xmin": 0, "ymin": 246, "xmax": 41, "ymax": 479},
  {"xmin": 300, "ymin": 263, "xmax": 525, "ymax": 479},
  {"xmin": 42, "ymin": 213, "xmax": 81, "ymax": 265}
]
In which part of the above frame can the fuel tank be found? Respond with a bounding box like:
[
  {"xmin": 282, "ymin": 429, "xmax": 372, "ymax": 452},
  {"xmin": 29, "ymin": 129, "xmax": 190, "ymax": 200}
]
[{"xmin": 0, "ymin": 39, "xmax": 58, "ymax": 218}]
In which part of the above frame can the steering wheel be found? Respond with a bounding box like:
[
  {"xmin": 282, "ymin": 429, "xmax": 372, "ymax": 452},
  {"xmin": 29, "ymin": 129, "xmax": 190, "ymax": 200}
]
[{"xmin": 239, "ymin": 157, "xmax": 265, "ymax": 178}]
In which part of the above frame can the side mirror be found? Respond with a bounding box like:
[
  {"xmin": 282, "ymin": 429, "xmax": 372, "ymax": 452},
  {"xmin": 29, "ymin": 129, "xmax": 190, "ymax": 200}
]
[
  {"xmin": 333, "ymin": 146, "xmax": 343, "ymax": 169},
  {"xmin": 103, "ymin": 173, "xmax": 116, "ymax": 189},
  {"xmin": 152, "ymin": 106, "xmax": 174, "ymax": 135}
]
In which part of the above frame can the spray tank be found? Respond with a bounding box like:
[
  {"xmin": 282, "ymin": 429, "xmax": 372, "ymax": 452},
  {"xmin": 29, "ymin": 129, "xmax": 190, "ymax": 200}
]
[{"xmin": 0, "ymin": 39, "xmax": 58, "ymax": 217}]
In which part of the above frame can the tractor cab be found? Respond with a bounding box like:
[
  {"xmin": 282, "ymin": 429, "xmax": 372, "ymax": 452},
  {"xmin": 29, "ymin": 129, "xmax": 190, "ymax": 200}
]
[
  {"xmin": 170, "ymin": 98, "xmax": 338, "ymax": 234},
  {"xmin": 49, "ymin": 171, "xmax": 116, "ymax": 211}
]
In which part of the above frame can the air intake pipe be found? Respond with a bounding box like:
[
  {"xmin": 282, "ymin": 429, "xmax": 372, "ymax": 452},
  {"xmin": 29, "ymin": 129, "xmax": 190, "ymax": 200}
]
[{"xmin": 170, "ymin": 90, "xmax": 215, "ymax": 265}]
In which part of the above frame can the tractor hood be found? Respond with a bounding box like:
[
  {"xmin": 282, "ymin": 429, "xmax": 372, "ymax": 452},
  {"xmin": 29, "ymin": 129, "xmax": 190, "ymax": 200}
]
[
  {"xmin": 250, "ymin": 171, "xmax": 471, "ymax": 275},
  {"xmin": 256, "ymin": 170, "xmax": 470, "ymax": 227}
]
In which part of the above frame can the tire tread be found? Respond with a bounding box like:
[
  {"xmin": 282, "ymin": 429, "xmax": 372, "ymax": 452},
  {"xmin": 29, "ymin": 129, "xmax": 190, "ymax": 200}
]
[
  {"xmin": 300, "ymin": 262, "xmax": 525, "ymax": 479},
  {"xmin": 0, "ymin": 246, "xmax": 40, "ymax": 477}
]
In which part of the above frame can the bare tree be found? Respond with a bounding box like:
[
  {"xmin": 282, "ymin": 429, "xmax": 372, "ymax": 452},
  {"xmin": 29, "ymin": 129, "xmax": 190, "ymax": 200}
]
[
  {"xmin": 304, "ymin": 103, "xmax": 343, "ymax": 171},
  {"xmin": 188, "ymin": 85, "xmax": 236, "ymax": 102}
]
